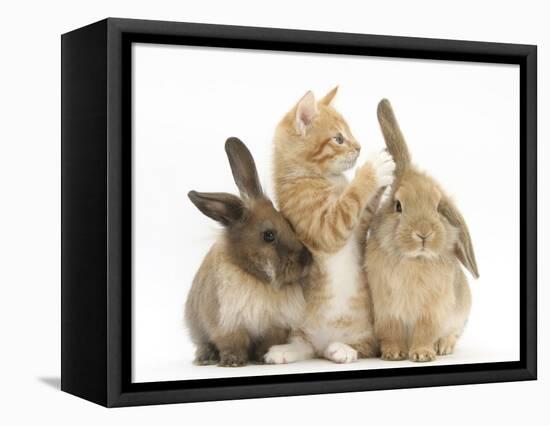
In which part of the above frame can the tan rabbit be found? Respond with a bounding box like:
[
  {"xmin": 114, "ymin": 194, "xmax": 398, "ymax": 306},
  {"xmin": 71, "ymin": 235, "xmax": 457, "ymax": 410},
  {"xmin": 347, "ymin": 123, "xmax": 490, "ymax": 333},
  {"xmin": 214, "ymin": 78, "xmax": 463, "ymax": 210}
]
[
  {"xmin": 365, "ymin": 99, "xmax": 479, "ymax": 362},
  {"xmin": 185, "ymin": 137, "xmax": 312, "ymax": 367}
]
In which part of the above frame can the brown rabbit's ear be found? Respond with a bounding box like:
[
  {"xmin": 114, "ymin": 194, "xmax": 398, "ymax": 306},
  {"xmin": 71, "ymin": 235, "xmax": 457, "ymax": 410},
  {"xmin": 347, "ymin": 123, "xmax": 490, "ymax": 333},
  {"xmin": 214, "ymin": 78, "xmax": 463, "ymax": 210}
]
[
  {"xmin": 377, "ymin": 99, "xmax": 411, "ymax": 178},
  {"xmin": 320, "ymin": 86, "xmax": 338, "ymax": 106},
  {"xmin": 188, "ymin": 191, "xmax": 244, "ymax": 226},
  {"xmin": 439, "ymin": 199, "xmax": 479, "ymax": 279},
  {"xmin": 225, "ymin": 137, "xmax": 263, "ymax": 201}
]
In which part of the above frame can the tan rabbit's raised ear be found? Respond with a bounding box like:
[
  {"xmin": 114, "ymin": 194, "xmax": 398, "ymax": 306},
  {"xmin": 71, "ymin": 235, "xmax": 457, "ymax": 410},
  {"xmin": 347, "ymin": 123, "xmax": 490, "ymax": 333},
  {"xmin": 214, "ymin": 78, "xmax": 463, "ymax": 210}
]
[
  {"xmin": 188, "ymin": 190, "xmax": 244, "ymax": 226},
  {"xmin": 320, "ymin": 86, "xmax": 338, "ymax": 105},
  {"xmin": 377, "ymin": 99, "xmax": 411, "ymax": 178},
  {"xmin": 439, "ymin": 198, "xmax": 480, "ymax": 279},
  {"xmin": 225, "ymin": 137, "xmax": 263, "ymax": 201}
]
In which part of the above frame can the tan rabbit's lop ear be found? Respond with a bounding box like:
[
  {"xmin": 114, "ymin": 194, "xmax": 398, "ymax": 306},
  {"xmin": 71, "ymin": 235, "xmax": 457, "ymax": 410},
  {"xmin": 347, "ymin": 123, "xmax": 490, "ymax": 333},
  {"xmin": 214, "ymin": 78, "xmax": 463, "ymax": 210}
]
[
  {"xmin": 225, "ymin": 137, "xmax": 263, "ymax": 201},
  {"xmin": 439, "ymin": 199, "xmax": 479, "ymax": 279},
  {"xmin": 188, "ymin": 191, "xmax": 244, "ymax": 226},
  {"xmin": 377, "ymin": 99, "xmax": 411, "ymax": 178},
  {"xmin": 320, "ymin": 86, "xmax": 338, "ymax": 106}
]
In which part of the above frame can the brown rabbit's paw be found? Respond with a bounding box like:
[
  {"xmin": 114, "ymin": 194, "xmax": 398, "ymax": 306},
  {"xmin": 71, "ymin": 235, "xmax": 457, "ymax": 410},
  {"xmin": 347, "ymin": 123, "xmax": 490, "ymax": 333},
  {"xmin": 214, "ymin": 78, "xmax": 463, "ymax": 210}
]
[
  {"xmin": 218, "ymin": 352, "xmax": 248, "ymax": 367},
  {"xmin": 409, "ymin": 347, "xmax": 436, "ymax": 362},
  {"xmin": 193, "ymin": 344, "xmax": 219, "ymax": 366},
  {"xmin": 435, "ymin": 336, "xmax": 457, "ymax": 356},
  {"xmin": 194, "ymin": 355, "xmax": 219, "ymax": 366}
]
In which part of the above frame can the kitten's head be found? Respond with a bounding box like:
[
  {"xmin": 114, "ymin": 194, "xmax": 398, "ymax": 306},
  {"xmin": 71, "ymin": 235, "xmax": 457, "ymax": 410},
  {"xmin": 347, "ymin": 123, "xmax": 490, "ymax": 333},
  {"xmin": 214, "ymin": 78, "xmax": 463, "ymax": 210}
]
[{"xmin": 274, "ymin": 87, "xmax": 361, "ymax": 175}]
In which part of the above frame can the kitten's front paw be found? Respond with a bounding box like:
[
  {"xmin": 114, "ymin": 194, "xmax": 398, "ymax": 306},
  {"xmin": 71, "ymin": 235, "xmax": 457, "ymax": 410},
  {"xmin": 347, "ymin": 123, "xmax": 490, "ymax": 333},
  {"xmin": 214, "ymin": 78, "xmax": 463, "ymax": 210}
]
[
  {"xmin": 264, "ymin": 344, "xmax": 298, "ymax": 364},
  {"xmin": 367, "ymin": 150, "xmax": 395, "ymax": 188},
  {"xmin": 409, "ymin": 347, "xmax": 436, "ymax": 362},
  {"xmin": 324, "ymin": 342, "xmax": 358, "ymax": 364}
]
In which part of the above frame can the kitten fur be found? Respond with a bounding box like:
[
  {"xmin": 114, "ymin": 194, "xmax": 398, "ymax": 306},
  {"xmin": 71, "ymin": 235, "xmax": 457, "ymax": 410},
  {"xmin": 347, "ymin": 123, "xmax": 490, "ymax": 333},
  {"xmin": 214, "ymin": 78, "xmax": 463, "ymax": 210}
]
[{"xmin": 265, "ymin": 87, "xmax": 395, "ymax": 364}]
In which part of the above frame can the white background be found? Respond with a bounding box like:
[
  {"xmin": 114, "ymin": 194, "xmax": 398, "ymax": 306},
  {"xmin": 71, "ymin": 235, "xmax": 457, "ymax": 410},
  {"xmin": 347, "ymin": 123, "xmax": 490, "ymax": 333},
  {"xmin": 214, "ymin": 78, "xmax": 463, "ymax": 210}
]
[
  {"xmin": 0, "ymin": 1, "xmax": 547, "ymax": 424},
  {"xmin": 133, "ymin": 44, "xmax": 520, "ymax": 382}
]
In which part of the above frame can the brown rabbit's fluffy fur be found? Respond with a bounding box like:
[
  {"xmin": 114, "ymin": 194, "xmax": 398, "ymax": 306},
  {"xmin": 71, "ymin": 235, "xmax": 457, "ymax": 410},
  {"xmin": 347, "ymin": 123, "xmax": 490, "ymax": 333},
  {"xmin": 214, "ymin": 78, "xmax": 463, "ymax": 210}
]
[
  {"xmin": 265, "ymin": 88, "xmax": 395, "ymax": 364},
  {"xmin": 366, "ymin": 99, "xmax": 479, "ymax": 362},
  {"xmin": 185, "ymin": 138, "xmax": 312, "ymax": 367},
  {"xmin": 186, "ymin": 237, "xmax": 306, "ymax": 366}
]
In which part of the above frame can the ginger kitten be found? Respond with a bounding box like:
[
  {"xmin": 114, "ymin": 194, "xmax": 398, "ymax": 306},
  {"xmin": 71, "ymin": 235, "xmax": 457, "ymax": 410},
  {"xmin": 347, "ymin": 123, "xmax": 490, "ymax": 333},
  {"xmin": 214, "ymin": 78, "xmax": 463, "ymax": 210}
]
[{"xmin": 264, "ymin": 87, "xmax": 395, "ymax": 363}]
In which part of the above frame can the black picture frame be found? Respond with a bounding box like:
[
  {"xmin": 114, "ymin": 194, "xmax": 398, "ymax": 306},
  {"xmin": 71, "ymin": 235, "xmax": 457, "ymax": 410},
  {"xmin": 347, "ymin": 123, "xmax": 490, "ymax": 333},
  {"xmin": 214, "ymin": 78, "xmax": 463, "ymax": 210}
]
[{"xmin": 61, "ymin": 17, "xmax": 537, "ymax": 407}]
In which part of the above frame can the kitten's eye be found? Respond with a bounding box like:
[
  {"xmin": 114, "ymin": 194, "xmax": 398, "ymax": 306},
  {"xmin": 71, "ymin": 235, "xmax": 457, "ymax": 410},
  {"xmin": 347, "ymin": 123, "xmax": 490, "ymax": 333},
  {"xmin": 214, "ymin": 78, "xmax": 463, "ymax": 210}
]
[
  {"xmin": 333, "ymin": 133, "xmax": 344, "ymax": 144},
  {"xmin": 263, "ymin": 230, "xmax": 275, "ymax": 243},
  {"xmin": 395, "ymin": 200, "xmax": 402, "ymax": 213}
]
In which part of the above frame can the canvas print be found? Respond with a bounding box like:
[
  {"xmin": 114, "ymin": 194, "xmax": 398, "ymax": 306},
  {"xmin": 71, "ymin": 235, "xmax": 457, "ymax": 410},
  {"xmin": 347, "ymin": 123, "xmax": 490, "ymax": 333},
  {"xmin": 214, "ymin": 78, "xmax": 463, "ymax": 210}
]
[{"xmin": 131, "ymin": 44, "xmax": 520, "ymax": 382}]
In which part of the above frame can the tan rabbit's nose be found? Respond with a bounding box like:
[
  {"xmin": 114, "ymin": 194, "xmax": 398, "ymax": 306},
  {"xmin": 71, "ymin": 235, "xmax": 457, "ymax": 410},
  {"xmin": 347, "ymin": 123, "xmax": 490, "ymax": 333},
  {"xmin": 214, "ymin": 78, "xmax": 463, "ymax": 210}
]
[
  {"xmin": 415, "ymin": 232, "xmax": 433, "ymax": 241},
  {"xmin": 413, "ymin": 222, "xmax": 434, "ymax": 242}
]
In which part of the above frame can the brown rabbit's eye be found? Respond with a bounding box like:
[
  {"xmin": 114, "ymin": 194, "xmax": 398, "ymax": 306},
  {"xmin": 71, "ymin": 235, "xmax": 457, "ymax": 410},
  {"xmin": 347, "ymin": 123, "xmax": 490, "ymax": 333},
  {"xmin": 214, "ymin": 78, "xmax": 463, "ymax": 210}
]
[
  {"xmin": 263, "ymin": 230, "xmax": 275, "ymax": 243},
  {"xmin": 333, "ymin": 133, "xmax": 344, "ymax": 144},
  {"xmin": 395, "ymin": 200, "xmax": 402, "ymax": 213}
]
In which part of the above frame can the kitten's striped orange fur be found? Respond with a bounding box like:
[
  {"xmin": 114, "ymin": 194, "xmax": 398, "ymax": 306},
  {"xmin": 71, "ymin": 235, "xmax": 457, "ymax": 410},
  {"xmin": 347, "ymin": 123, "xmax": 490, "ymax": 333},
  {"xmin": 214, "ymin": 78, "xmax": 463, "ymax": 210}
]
[{"xmin": 264, "ymin": 88, "xmax": 395, "ymax": 364}]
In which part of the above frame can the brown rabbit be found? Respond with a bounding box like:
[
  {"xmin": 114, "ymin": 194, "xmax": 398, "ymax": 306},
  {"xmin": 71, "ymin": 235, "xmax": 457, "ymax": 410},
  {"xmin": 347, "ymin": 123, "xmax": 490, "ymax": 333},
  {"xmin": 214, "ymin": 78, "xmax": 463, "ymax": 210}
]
[
  {"xmin": 366, "ymin": 99, "xmax": 479, "ymax": 362},
  {"xmin": 185, "ymin": 137, "xmax": 312, "ymax": 367}
]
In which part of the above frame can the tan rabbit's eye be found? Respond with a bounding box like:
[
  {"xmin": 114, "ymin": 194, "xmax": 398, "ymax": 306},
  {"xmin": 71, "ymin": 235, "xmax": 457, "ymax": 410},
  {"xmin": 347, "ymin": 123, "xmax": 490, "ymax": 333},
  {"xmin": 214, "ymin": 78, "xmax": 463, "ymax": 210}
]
[
  {"xmin": 263, "ymin": 230, "xmax": 275, "ymax": 243},
  {"xmin": 395, "ymin": 200, "xmax": 402, "ymax": 213}
]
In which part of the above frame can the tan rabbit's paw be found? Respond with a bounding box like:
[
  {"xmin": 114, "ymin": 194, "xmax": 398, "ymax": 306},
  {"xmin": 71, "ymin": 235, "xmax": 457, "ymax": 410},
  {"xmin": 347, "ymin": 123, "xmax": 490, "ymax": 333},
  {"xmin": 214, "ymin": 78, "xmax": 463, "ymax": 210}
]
[
  {"xmin": 435, "ymin": 336, "xmax": 457, "ymax": 355},
  {"xmin": 381, "ymin": 349, "xmax": 408, "ymax": 361},
  {"xmin": 409, "ymin": 347, "xmax": 436, "ymax": 362},
  {"xmin": 324, "ymin": 342, "xmax": 358, "ymax": 364},
  {"xmin": 366, "ymin": 150, "xmax": 396, "ymax": 188},
  {"xmin": 218, "ymin": 352, "xmax": 248, "ymax": 367}
]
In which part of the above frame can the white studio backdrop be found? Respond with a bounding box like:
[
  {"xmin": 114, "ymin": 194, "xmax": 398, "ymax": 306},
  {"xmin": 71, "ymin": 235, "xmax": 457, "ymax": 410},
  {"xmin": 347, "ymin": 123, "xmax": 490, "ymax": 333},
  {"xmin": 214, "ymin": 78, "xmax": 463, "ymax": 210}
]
[{"xmin": 132, "ymin": 43, "xmax": 520, "ymax": 383}]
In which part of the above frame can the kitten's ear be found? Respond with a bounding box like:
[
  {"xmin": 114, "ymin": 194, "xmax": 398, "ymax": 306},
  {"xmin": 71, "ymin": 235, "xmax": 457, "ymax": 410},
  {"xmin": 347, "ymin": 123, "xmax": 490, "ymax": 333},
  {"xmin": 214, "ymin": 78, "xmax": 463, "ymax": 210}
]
[
  {"xmin": 295, "ymin": 91, "xmax": 318, "ymax": 135},
  {"xmin": 320, "ymin": 86, "xmax": 338, "ymax": 105}
]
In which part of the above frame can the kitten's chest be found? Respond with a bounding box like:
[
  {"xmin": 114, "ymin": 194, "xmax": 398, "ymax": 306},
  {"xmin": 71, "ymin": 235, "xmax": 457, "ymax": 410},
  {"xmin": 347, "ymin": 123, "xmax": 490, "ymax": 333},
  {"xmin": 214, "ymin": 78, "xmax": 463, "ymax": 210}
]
[
  {"xmin": 320, "ymin": 239, "xmax": 362, "ymax": 315},
  {"xmin": 327, "ymin": 174, "xmax": 348, "ymax": 192},
  {"xmin": 303, "ymin": 240, "xmax": 366, "ymax": 349}
]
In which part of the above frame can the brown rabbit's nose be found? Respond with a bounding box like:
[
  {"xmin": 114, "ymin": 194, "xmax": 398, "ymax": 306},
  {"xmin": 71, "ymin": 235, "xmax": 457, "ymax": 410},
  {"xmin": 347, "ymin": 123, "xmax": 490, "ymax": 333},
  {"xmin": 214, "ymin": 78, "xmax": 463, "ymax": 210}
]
[{"xmin": 299, "ymin": 246, "xmax": 313, "ymax": 267}]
